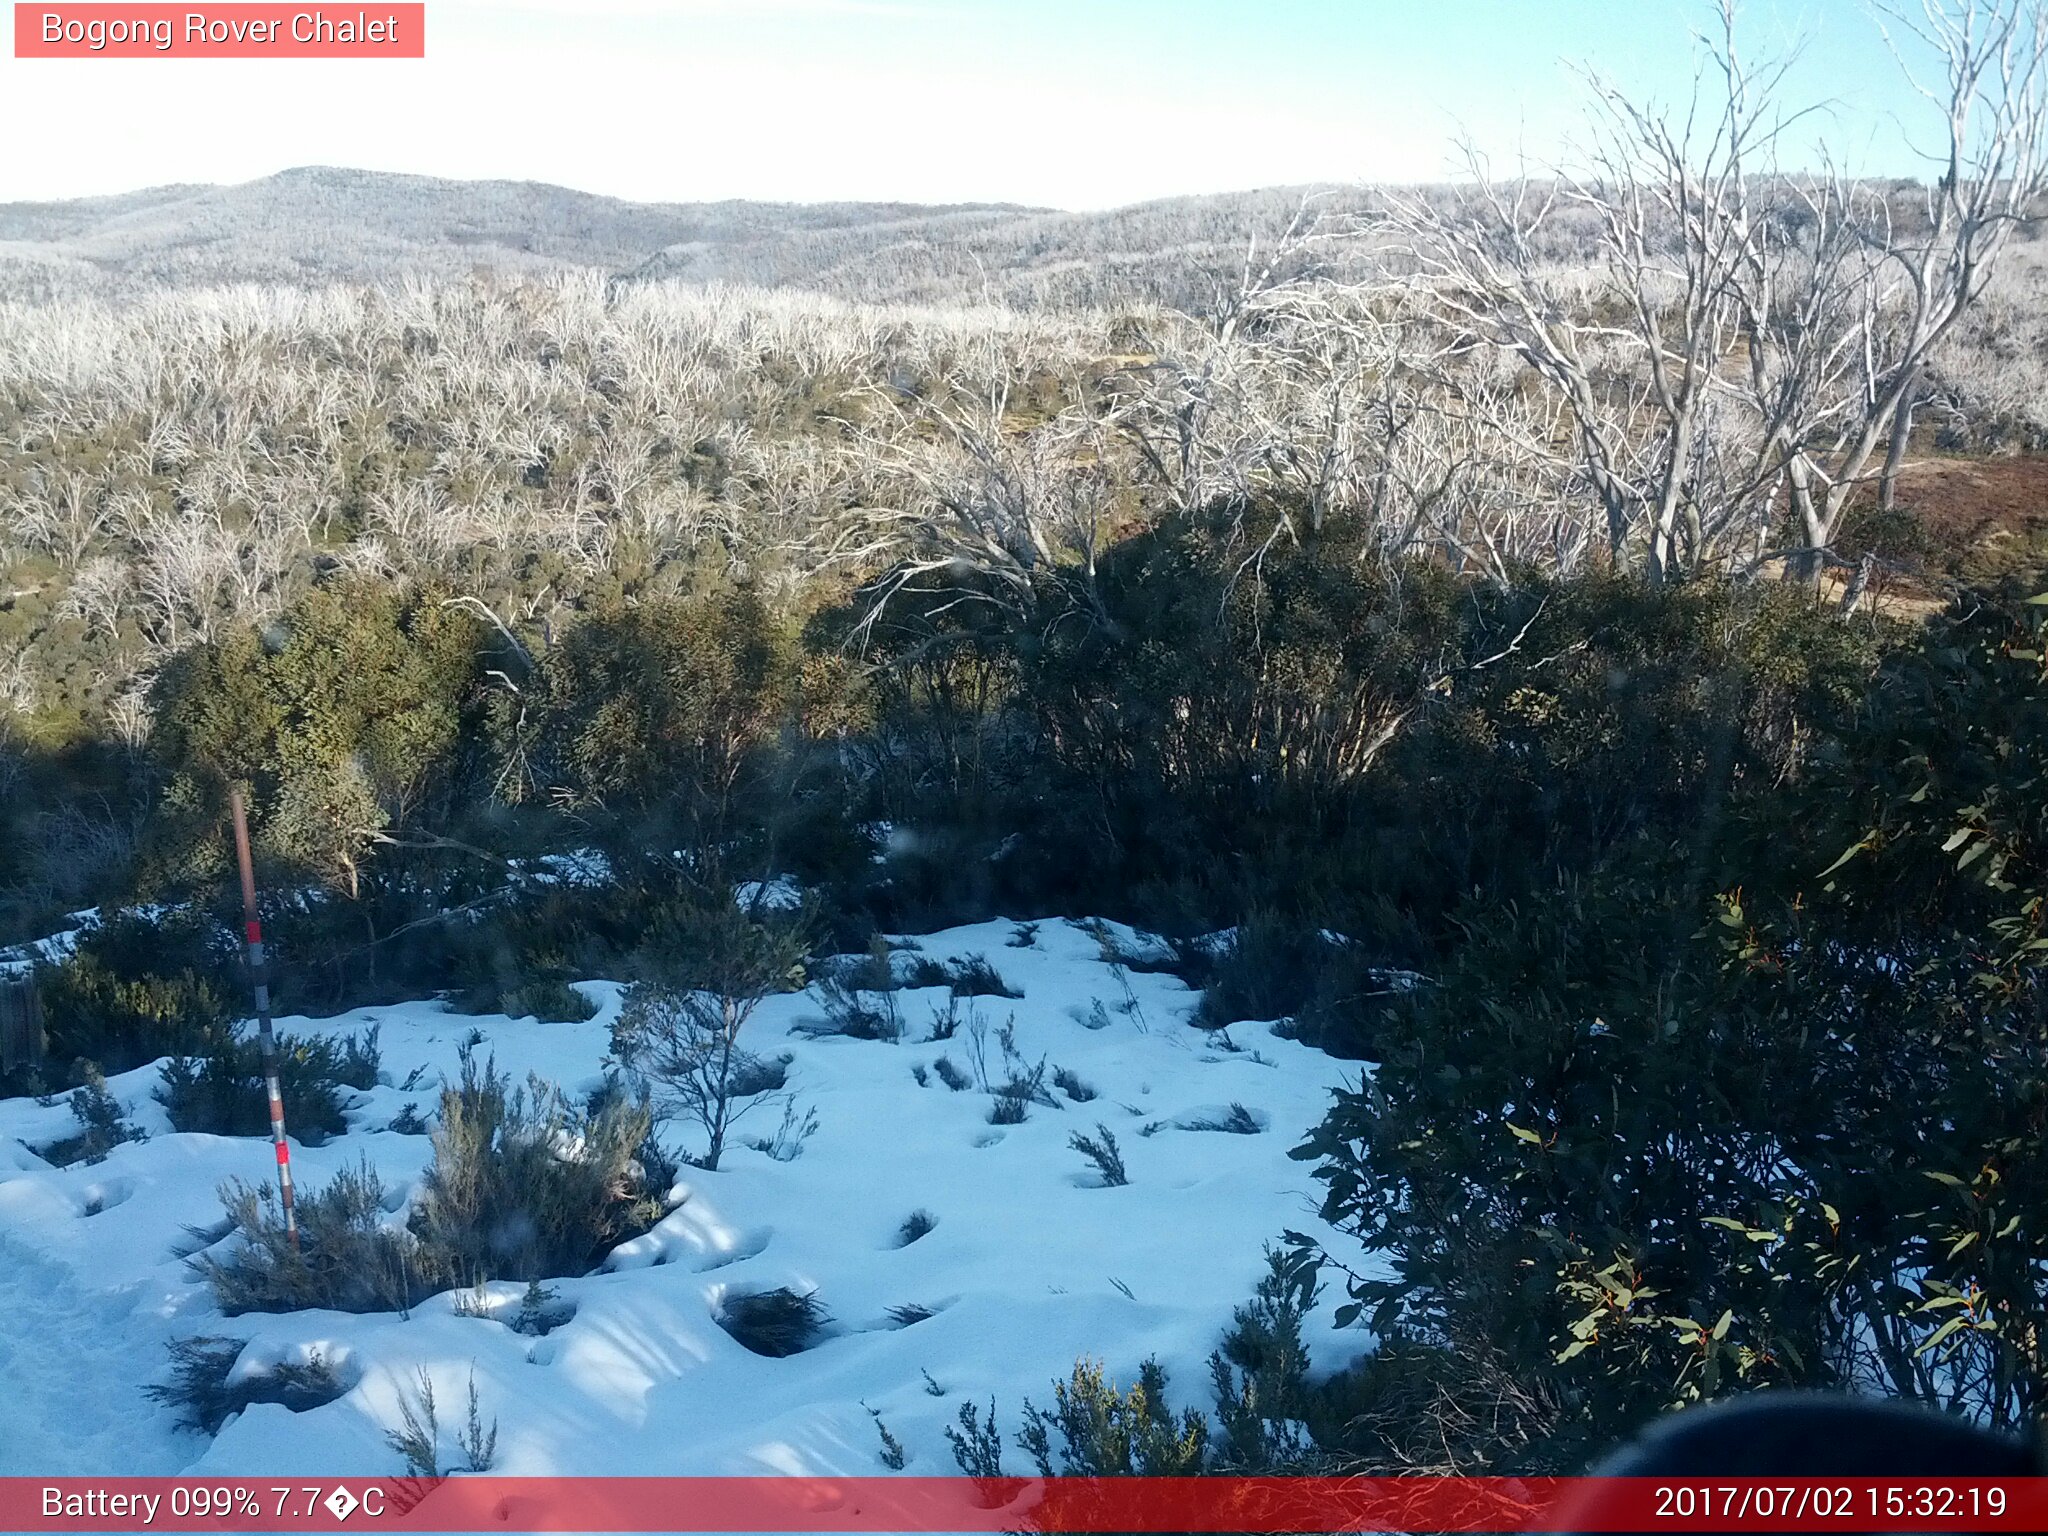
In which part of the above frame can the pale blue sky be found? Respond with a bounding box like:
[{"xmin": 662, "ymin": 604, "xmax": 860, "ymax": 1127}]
[{"xmin": 0, "ymin": 1, "xmax": 1941, "ymax": 206}]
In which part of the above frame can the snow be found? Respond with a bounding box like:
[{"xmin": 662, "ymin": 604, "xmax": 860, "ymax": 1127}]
[
  {"xmin": 0, "ymin": 916, "xmax": 1373, "ymax": 1478},
  {"xmin": 0, "ymin": 907, "xmax": 100, "ymax": 975},
  {"xmin": 0, "ymin": 1233, "xmax": 191, "ymax": 1474}
]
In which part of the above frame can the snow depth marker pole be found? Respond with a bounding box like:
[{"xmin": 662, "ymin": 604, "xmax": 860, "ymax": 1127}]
[{"xmin": 229, "ymin": 786, "xmax": 300, "ymax": 1252}]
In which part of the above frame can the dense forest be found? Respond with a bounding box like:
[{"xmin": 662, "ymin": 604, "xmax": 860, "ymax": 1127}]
[{"xmin": 3, "ymin": 2, "xmax": 2047, "ymax": 1477}]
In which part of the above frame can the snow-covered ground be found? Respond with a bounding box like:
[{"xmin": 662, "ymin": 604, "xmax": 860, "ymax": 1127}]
[{"xmin": 0, "ymin": 917, "xmax": 1369, "ymax": 1478}]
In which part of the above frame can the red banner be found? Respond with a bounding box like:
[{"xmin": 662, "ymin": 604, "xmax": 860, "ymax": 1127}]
[
  {"xmin": 13, "ymin": 5, "xmax": 424, "ymax": 58},
  {"xmin": 5, "ymin": 1476, "xmax": 2047, "ymax": 1532}
]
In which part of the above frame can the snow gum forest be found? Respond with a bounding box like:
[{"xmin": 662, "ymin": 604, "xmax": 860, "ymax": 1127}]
[{"xmin": 2, "ymin": 0, "xmax": 2047, "ymax": 1483}]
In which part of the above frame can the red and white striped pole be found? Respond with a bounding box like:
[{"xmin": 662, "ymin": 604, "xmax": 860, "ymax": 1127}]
[{"xmin": 229, "ymin": 786, "xmax": 299, "ymax": 1253}]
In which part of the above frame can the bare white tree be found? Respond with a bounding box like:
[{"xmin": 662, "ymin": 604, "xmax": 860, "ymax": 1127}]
[
  {"xmin": 1758, "ymin": 0, "xmax": 2048, "ymax": 581},
  {"xmin": 1388, "ymin": 0, "xmax": 2048, "ymax": 589}
]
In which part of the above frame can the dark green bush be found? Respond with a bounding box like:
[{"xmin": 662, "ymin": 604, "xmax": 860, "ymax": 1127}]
[
  {"xmin": 1185, "ymin": 916, "xmax": 1333, "ymax": 1031},
  {"xmin": 32, "ymin": 908, "xmax": 238, "ymax": 1084},
  {"xmin": 158, "ymin": 1027, "xmax": 379, "ymax": 1141},
  {"xmin": 1208, "ymin": 1248, "xmax": 1323, "ymax": 1470},
  {"xmin": 508, "ymin": 587, "xmax": 802, "ymax": 859},
  {"xmin": 491, "ymin": 980, "xmax": 598, "ymax": 1023},
  {"xmin": 1297, "ymin": 589, "xmax": 2048, "ymax": 1464},
  {"xmin": 145, "ymin": 581, "xmax": 489, "ymax": 901}
]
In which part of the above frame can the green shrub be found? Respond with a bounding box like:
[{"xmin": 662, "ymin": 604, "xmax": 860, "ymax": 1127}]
[
  {"xmin": 146, "ymin": 582, "xmax": 487, "ymax": 902},
  {"xmin": 41, "ymin": 1067, "xmax": 145, "ymax": 1167},
  {"xmin": 868, "ymin": 1404, "xmax": 908, "ymax": 1468},
  {"xmin": 944, "ymin": 1398, "xmax": 1006, "ymax": 1483},
  {"xmin": 408, "ymin": 1052, "xmax": 669, "ymax": 1285},
  {"xmin": 443, "ymin": 883, "xmax": 643, "ymax": 1017},
  {"xmin": 514, "ymin": 1279, "xmax": 570, "ymax": 1336},
  {"xmin": 511, "ymin": 587, "xmax": 801, "ymax": 854},
  {"xmin": 204, "ymin": 1055, "xmax": 670, "ymax": 1314},
  {"xmin": 1297, "ymin": 579, "xmax": 2048, "ymax": 1471},
  {"xmin": 1208, "ymin": 1248, "xmax": 1321, "ymax": 1470},
  {"xmin": 199, "ymin": 1158, "xmax": 424, "ymax": 1316},
  {"xmin": 945, "ymin": 1253, "xmax": 1343, "ymax": 1481},
  {"xmin": 1017, "ymin": 1358, "xmax": 1208, "ymax": 1476},
  {"xmin": 385, "ymin": 1367, "xmax": 497, "ymax": 1477}
]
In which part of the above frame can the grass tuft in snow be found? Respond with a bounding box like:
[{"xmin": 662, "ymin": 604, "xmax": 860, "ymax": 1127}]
[
  {"xmin": 896, "ymin": 1208, "xmax": 937, "ymax": 1246},
  {"xmin": 1086, "ymin": 921, "xmax": 1188, "ymax": 977},
  {"xmin": 866, "ymin": 1403, "xmax": 907, "ymax": 1469},
  {"xmin": 386, "ymin": 1367, "xmax": 496, "ymax": 1477},
  {"xmin": 887, "ymin": 1301, "xmax": 937, "ymax": 1327},
  {"xmin": 1181, "ymin": 1103, "xmax": 1263, "ymax": 1135},
  {"xmin": 925, "ymin": 993, "xmax": 967, "ymax": 1041},
  {"xmin": 718, "ymin": 1286, "xmax": 829, "ymax": 1357},
  {"xmin": 740, "ymin": 1099, "xmax": 819, "ymax": 1161},
  {"xmin": 799, "ymin": 978, "xmax": 904, "ymax": 1041},
  {"xmin": 990, "ymin": 1056, "xmax": 1053, "ymax": 1122},
  {"xmin": 146, "ymin": 1337, "xmax": 348, "ymax": 1438},
  {"xmin": 931, "ymin": 1055, "xmax": 970, "ymax": 1091},
  {"xmin": 1052, "ymin": 1065, "xmax": 1096, "ymax": 1102},
  {"xmin": 930, "ymin": 954, "xmax": 1022, "ymax": 999},
  {"xmin": 1069, "ymin": 1123, "xmax": 1130, "ymax": 1186}
]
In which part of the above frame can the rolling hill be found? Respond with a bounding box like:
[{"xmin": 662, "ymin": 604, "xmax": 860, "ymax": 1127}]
[{"xmin": 0, "ymin": 165, "xmax": 1355, "ymax": 308}]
